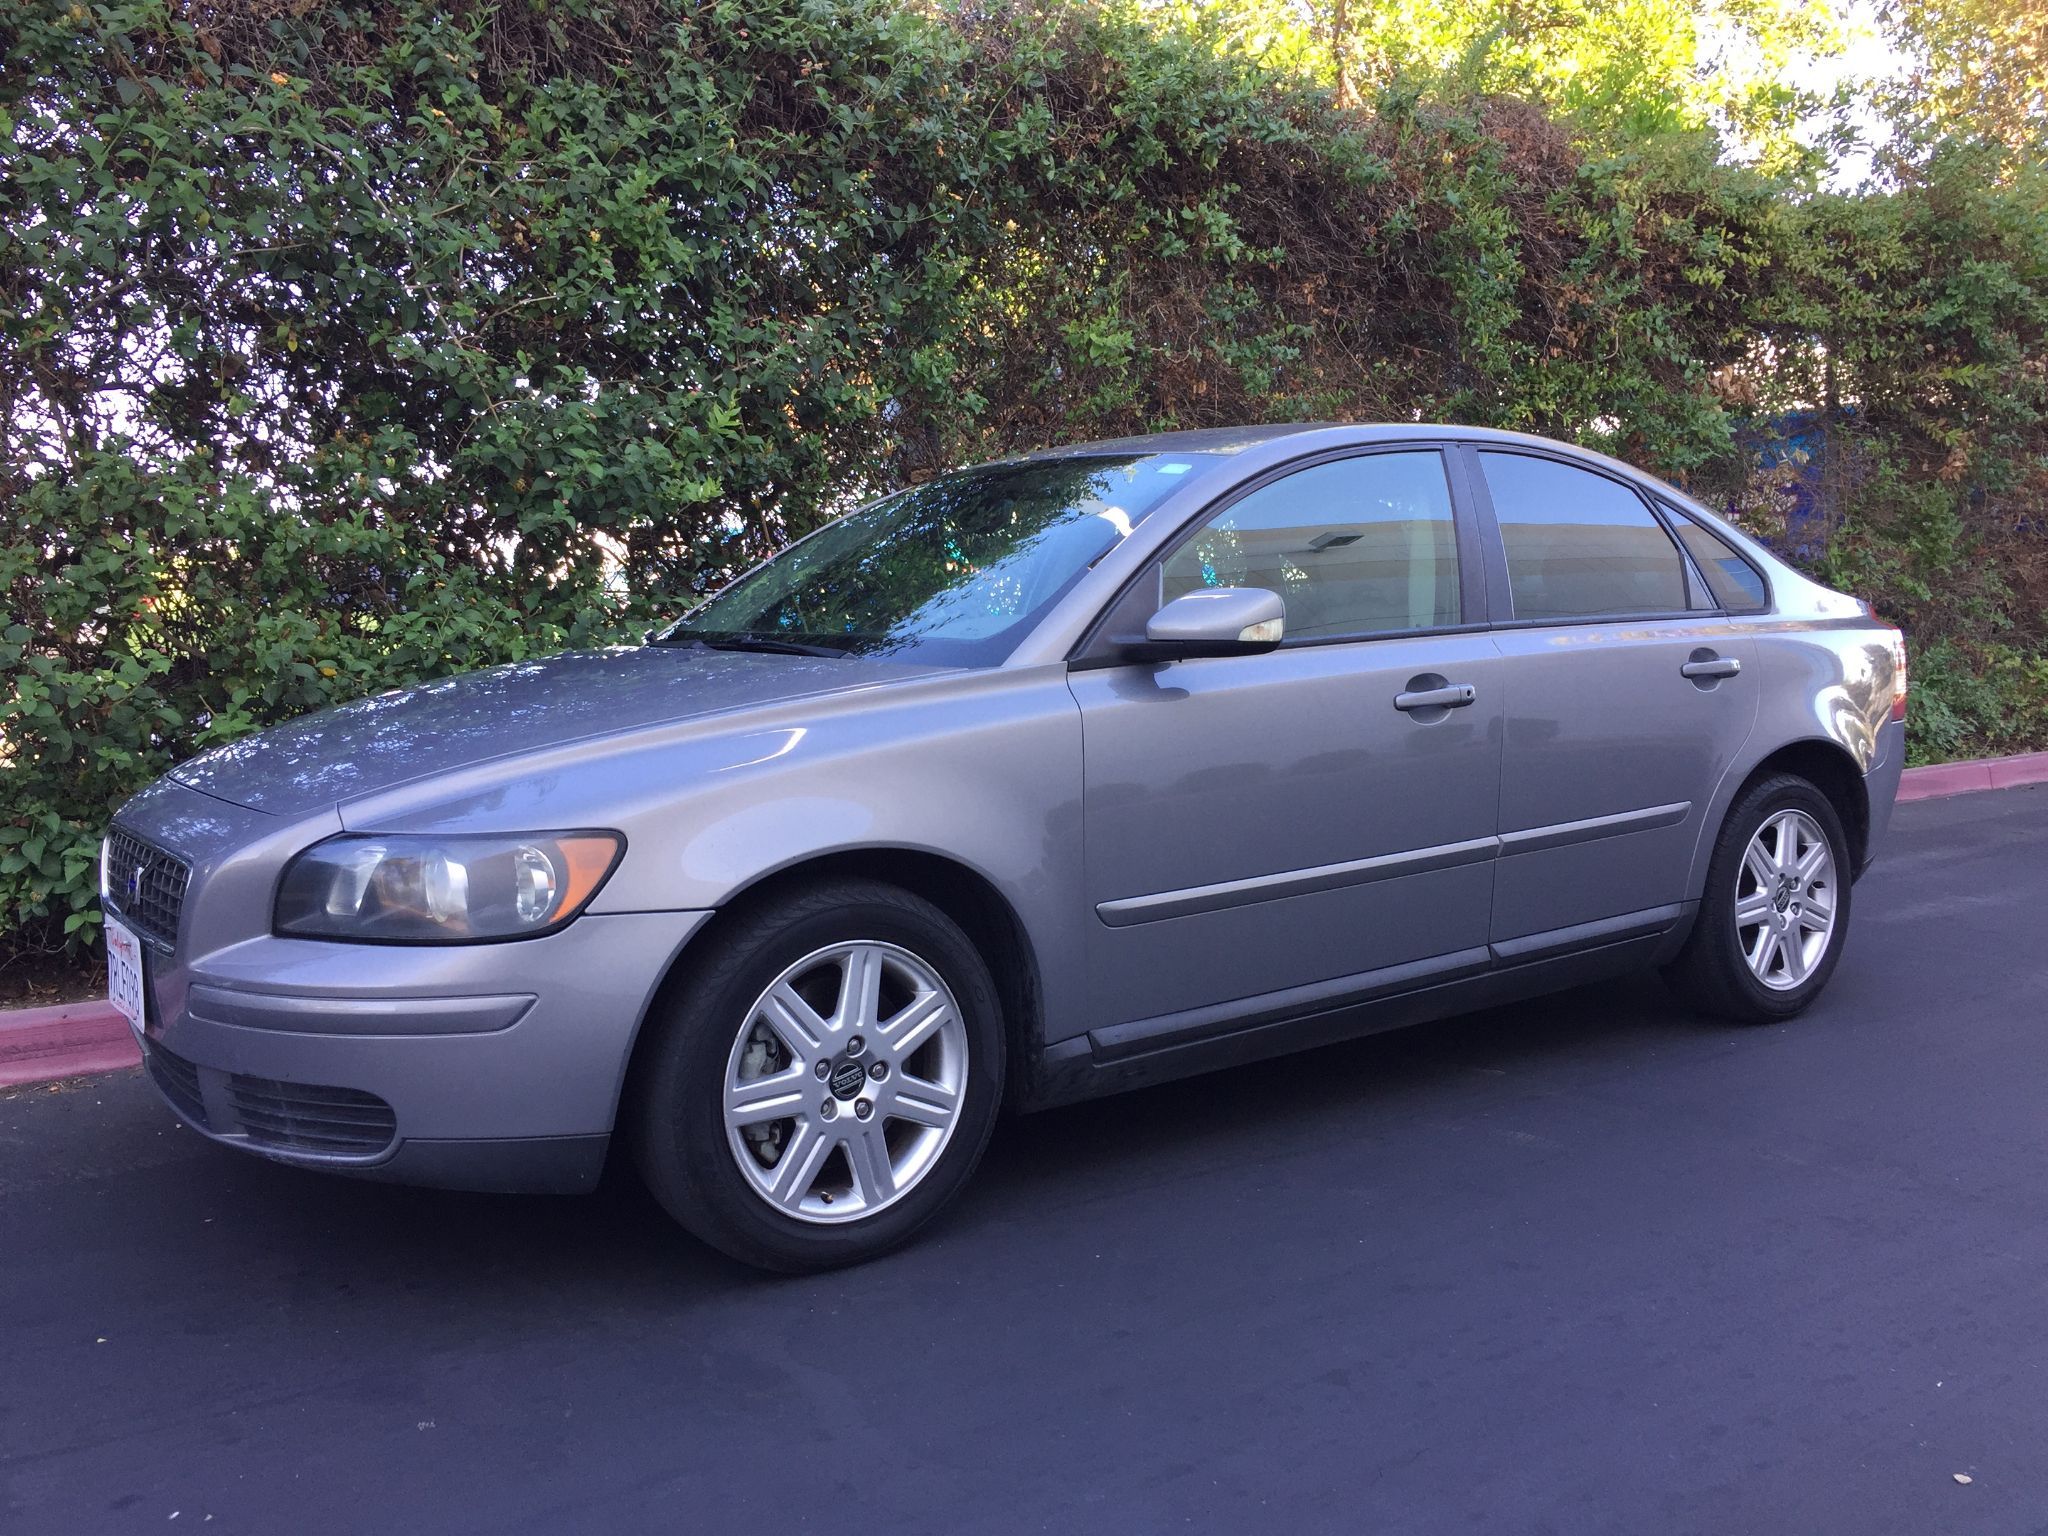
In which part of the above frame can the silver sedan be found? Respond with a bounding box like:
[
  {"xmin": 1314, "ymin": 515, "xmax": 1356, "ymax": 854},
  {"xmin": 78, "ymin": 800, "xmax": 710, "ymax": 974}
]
[{"xmin": 103, "ymin": 424, "xmax": 1906, "ymax": 1270}]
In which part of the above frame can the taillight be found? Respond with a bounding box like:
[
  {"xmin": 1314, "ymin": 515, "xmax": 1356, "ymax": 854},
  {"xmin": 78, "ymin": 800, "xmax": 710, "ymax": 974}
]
[{"xmin": 1886, "ymin": 628, "xmax": 1907, "ymax": 722}]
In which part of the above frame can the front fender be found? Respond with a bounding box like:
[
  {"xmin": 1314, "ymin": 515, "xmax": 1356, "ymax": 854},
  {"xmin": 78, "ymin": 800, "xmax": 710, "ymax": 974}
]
[{"xmin": 337, "ymin": 664, "xmax": 1089, "ymax": 1049}]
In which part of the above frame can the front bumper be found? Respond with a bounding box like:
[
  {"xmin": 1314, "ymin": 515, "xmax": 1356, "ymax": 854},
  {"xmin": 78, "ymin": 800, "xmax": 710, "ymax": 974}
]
[
  {"xmin": 112, "ymin": 778, "xmax": 711, "ymax": 1194},
  {"xmin": 131, "ymin": 910, "xmax": 709, "ymax": 1193},
  {"xmin": 131, "ymin": 909, "xmax": 711, "ymax": 1192}
]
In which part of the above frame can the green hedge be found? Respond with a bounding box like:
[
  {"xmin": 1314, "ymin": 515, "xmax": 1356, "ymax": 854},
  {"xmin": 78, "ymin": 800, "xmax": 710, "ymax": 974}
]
[{"xmin": 3, "ymin": 0, "xmax": 2045, "ymax": 965}]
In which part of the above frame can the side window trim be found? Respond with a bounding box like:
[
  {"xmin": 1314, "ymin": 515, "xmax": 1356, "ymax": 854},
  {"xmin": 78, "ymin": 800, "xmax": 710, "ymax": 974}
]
[
  {"xmin": 1070, "ymin": 443, "xmax": 1488, "ymax": 664},
  {"xmin": 1456, "ymin": 442, "xmax": 1702, "ymax": 628},
  {"xmin": 1655, "ymin": 498, "xmax": 1774, "ymax": 615},
  {"xmin": 1442, "ymin": 442, "xmax": 1495, "ymax": 633},
  {"xmin": 1652, "ymin": 505, "xmax": 1720, "ymax": 612},
  {"xmin": 1457, "ymin": 441, "xmax": 1514, "ymax": 627}
]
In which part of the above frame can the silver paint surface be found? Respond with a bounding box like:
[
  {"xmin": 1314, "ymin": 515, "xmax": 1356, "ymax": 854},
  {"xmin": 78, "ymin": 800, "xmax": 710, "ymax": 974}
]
[{"xmin": 105, "ymin": 423, "xmax": 1907, "ymax": 1191}]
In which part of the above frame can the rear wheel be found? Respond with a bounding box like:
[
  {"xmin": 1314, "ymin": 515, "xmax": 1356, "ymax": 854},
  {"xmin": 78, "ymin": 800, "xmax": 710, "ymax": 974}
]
[
  {"xmin": 633, "ymin": 880, "xmax": 1004, "ymax": 1272},
  {"xmin": 1666, "ymin": 773, "xmax": 1852, "ymax": 1022}
]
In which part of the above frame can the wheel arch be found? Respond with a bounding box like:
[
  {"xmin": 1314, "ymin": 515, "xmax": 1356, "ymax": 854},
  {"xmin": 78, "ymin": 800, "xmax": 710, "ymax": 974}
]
[
  {"xmin": 617, "ymin": 847, "xmax": 1045, "ymax": 1133},
  {"xmin": 1718, "ymin": 739, "xmax": 1872, "ymax": 878}
]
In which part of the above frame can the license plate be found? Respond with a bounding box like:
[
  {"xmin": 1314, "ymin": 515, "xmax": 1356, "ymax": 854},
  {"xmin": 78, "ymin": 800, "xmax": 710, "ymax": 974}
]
[{"xmin": 106, "ymin": 917, "xmax": 145, "ymax": 1030}]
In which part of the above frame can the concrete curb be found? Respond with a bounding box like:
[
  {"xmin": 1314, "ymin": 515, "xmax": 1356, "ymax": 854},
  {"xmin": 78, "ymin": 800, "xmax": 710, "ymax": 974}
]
[
  {"xmin": 0, "ymin": 998, "xmax": 137, "ymax": 1090},
  {"xmin": 1895, "ymin": 749, "xmax": 2048, "ymax": 803},
  {"xmin": 3, "ymin": 747, "xmax": 2046, "ymax": 1090}
]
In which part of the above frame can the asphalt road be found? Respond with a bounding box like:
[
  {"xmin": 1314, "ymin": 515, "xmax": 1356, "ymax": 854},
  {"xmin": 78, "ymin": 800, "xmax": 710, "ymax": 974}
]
[{"xmin": 4, "ymin": 784, "xmax": 2046, "ymax": 1536}]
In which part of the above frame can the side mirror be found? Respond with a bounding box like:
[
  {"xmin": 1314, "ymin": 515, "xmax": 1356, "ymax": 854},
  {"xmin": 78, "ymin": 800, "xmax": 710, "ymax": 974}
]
[{"xmin": 1119, "ymin": 587, "xmax": 1286, "ymax": 662}]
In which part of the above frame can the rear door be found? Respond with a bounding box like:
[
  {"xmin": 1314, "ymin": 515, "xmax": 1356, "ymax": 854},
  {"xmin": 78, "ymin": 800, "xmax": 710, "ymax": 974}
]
[
  {"xmin": 1468, "ymin": 446, "xmax": 1757, "ymax": 947},
  {"xmin": 1068, "ymin": 447, "xmax": 1504, "ymax": 1038}
]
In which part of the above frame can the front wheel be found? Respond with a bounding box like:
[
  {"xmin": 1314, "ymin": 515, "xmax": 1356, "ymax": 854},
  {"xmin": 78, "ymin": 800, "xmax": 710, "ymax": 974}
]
[
  {"xmin": 633, "ymin": 880, "xmax": 1005, "ymax": 1272},
  {"xmin": 1666, "ymin": 773, "xmax": 1853, "ymax": 1022}
]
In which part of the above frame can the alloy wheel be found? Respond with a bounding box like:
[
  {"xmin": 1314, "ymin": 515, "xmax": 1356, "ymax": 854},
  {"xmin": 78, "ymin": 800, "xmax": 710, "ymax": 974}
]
[
  {"xmin": 722, "ymin": 941, "xmax": 968, "ymax": 1224},
  {"xmin": 1734, "ymin": 808, "xmax": 1837, "ymax": 991}
]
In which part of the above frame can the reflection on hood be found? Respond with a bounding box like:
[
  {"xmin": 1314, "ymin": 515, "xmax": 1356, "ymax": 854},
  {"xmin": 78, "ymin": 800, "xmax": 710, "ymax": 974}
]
[{"xmin": 172, "ymin": 646, "xmax": 944, "ymax": 814}]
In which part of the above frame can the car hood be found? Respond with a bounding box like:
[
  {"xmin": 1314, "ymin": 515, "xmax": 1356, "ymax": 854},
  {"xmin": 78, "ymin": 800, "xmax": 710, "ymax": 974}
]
[{"xmin": 170, "ymin": 646, "xmax": 948, "ymax": 815}]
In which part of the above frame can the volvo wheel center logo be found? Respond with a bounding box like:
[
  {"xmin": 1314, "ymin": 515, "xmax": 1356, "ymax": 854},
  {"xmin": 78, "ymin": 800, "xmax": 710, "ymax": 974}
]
[{"xmin": 829, "ymin": 1059, "xmax": 868, "ymax": 1099}]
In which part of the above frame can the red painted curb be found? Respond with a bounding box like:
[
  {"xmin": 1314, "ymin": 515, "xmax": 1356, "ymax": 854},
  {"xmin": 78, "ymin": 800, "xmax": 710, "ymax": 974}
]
[
  {"xmin": 0, "ymin": 999, "xmax": 139, "ymax": 1090},
  {"xmin": 1897, "ymin": 749, "xmax": 2048, "ymax": 803}
]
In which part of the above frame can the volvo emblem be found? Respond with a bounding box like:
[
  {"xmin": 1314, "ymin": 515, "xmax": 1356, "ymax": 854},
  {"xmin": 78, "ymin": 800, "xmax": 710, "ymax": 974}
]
[{"xmin": 828, "ymin": 1059, "xmax": 868, "ymax": 1100}]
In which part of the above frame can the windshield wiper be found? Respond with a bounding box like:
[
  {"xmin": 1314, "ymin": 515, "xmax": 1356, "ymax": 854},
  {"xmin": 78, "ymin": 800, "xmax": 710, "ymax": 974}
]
[{"xmin": 680, "ymin": 634, "xmax": 853, "ymax": 659}]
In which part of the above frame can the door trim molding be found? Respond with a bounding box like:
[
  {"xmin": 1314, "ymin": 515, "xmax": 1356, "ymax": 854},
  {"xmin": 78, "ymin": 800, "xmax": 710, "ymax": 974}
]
[
  {"xmin": 1095, "ymin": 835, "xmax": 1498, "ymax": 928},
  {"xmin": 1488, "ymin": 902, "xmax": 1686, "ymax": 963},
  {"xmin": 1094, "ymin": 802, "xmax": 1690, "ymax": 927},
  {"xmin": 1496, "ymin": 800, "xmax": 1690, "ymax": 856}
]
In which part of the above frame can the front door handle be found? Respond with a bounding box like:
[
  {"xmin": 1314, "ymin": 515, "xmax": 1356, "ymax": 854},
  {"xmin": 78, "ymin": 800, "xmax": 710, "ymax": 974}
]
[
  {"xmin": 1394, "ymin": 683, "xmax": 1478, "ymax": 712},
  {"xmin": 1680, "ymin": 656, "xmax": 1742, "ymax": 680}
]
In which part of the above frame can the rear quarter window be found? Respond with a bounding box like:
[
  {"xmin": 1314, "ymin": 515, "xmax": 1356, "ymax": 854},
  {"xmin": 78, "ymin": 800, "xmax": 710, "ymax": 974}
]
[{"xmin": 1665, "ymin": 508, "xmax": 1771, "ymax": 613}]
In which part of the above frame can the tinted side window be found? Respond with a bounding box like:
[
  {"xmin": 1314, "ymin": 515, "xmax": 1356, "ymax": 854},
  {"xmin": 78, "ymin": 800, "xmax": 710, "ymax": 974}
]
[
  {"xmin": 1479, "ymin": 452, "xmax": 1687, "ymax": 620},
  {"xmin": 1162, "ymin": 452, "xmax": 1459, "ymax": 638},
  {"xmin": 1666, "ymin": 508, "xmax": 1770, "ymax": 612}
]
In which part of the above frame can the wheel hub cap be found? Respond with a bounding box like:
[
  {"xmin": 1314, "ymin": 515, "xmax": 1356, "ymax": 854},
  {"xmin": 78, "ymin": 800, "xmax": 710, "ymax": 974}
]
[{"xmin": 827, "ymin": 1057, "xmax": 868, "ymax": 1100}]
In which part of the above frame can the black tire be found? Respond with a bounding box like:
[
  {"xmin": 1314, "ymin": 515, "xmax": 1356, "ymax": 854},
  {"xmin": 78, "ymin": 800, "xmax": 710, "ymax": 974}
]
[
  {"xmin": 632, "ymin": 879, "xmax": 1005, "ymax": 1272},
  {"xmin": 1666, "ymin": 772, "xmax": 1854, "ymax": 1023}
]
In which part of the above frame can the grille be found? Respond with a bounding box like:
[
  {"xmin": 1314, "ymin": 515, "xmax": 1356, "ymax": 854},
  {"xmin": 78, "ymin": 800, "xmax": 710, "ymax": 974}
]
[
  {"xmin": 144, "ymin": 1041, "xmax": 397, "ymax": 1158},
  {"xmin": 104, "ymin": 826, "xmax": 190, "ymax": 952},
  {"xmin": 146, "ymin": 1042, "xmax": 209, "ymax": 1129},
  {"xmin": 222, "ymin": 1074, "xmax": 398, "ymax": 1156}
]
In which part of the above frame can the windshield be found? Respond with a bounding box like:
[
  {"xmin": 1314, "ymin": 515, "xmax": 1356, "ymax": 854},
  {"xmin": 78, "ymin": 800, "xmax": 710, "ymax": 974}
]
[{"xmin": 660, "ymin": 454, "xmax": 1221, "ymax": 665}]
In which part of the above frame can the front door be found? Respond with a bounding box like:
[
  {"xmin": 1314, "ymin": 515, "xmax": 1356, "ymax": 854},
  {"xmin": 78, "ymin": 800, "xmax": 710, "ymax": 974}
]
[{"xmin": 1068, "ymin": 448, "xmax": 1505, "ymax": 1037}]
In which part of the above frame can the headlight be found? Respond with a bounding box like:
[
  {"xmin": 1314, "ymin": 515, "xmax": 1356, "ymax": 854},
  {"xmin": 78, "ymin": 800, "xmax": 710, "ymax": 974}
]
[{"xmin": 274, "ymin": 832, "xmax": 624, "ymax": 943}]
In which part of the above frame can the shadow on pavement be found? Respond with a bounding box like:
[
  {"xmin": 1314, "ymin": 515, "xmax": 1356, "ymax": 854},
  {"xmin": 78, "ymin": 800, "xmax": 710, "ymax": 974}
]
[{"xmin": 160, "ymin": 969, "xmax": 1698, "ymax": 1298}]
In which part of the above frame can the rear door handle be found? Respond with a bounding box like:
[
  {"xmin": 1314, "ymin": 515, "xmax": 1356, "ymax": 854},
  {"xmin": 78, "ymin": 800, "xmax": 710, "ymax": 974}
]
[
  {"xmin": 1680, "ymin": 657, "xmax": 1742, "ymax": 680},
  {"xmin": 1394, "ymin": 683, "xmax": 1478, "ymax": 712}
]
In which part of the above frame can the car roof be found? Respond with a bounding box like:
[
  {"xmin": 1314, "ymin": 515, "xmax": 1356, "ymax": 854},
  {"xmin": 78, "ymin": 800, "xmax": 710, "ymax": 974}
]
[
  {"xmin": 1021, "ymin": 421, "xmax": 1665, "ymax": 468},
  {"xmin": 1021, "ymin": 423, "xmax": 1335, "ymax": 458},
  {"xmin": 1020, "ymin": 420, "xmax": 1710, "ymax": 515},
  {"xmin": 1005, "ymin": 418, "xmax": 1779, "ymax": 568}
]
